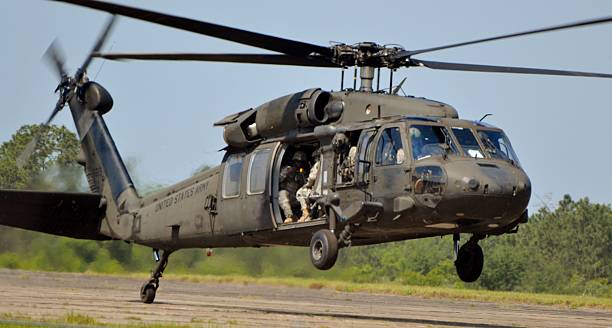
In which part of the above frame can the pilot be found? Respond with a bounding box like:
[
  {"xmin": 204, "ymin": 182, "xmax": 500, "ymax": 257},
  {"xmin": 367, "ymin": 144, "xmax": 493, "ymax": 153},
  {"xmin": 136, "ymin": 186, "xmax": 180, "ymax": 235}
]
[
  {"xmin": 296, "ymin": 151, "xmax": 321, "ymax": 223},
  {"xmin": 279, "ymin": 151, "xmax": 308, "ymax": 224},
  {"xmin": 409, "ymin": 127, "xmax": 424, "ymax": 159}
]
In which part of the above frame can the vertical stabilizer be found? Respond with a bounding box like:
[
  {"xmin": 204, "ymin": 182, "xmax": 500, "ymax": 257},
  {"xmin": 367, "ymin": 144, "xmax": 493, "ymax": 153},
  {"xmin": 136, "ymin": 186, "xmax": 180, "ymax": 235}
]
[{"xmin": 69, "ymin": 81, "xmax": 139, "ymax": 213}]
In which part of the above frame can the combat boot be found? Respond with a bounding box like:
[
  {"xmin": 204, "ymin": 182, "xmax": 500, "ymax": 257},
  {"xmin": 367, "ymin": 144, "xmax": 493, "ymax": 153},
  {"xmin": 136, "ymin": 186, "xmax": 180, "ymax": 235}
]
[
  {"xmin": 297, "ymin": 208, "xmax": 310, "ymax": 223},
  {"xmin": 284, "ymin": 215, "xmax": 294, "ymax": 224}
]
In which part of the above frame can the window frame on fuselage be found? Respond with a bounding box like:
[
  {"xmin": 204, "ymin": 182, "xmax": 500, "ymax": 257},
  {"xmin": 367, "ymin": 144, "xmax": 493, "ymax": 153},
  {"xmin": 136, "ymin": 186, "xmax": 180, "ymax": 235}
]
[
  {"xmin": 474, "ymin": 128, "xmax": 521, "ymax": 166},
  {"xmin": 374, "ymin": 126, "xmax": 406, "ymax": 167},
  {"xmin": 222, "ymin": 153, "xmax": 245, "ymax": 199},
  {"xmin": 406, "ymin": 122, "xmax": 460, "ymax": 161},
  {"xmin": 246, "ymin": 148, "xmax": 272, "ymax": 195},
  {"xmin": 450, "ymin": 126, "xmax": 485, "ymax": 159}
]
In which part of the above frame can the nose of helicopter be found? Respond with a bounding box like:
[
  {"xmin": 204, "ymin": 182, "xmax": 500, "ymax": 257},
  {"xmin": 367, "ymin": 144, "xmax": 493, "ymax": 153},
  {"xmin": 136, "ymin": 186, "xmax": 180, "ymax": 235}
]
[{"xmin": 435, "ymin": 160, "xmax": 531, "ymax": 223}]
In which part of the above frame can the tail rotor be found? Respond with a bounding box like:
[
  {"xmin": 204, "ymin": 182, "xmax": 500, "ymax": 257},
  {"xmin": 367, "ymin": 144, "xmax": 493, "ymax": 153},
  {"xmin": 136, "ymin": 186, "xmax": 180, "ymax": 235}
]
[{"xmin": 16, "ymin": 15, "xmax": 116, "ymax": 168}]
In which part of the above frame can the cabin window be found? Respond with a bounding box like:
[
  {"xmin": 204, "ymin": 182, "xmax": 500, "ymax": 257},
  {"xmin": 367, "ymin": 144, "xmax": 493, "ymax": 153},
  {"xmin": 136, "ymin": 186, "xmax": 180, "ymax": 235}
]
[
  {"xmin": 247, "ymin": 149, "xmax": 271, "ymax": 194},
  {"xmin": 452, "ymin": 127, "xmax": 484, "ymax": 158},
  {"xmin": 222, "ymin": 154, "xmax": 244, "ymax": 198},
  {"xmin": 375, "ymin": 127, "xmax": 405, "ymax": 166}
]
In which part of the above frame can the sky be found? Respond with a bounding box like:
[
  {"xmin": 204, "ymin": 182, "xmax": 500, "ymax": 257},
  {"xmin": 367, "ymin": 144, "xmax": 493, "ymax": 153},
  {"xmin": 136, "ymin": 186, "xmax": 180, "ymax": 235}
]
[{"xmin": 1, "ymin": 0, "xmax": 611, "ymax": 210}]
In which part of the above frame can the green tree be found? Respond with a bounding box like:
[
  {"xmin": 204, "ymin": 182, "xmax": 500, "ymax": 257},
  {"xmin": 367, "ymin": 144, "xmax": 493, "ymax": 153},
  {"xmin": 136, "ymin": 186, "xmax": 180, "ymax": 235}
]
[{"xmin": 0, "ymin": 124, "xmax": 80, "ymax": 189}]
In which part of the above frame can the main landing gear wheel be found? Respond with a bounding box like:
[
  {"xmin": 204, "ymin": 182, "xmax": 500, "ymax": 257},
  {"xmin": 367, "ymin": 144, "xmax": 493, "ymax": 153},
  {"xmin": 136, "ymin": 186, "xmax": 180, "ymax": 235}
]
[
  {"xmin": 454, "ymin": 241, "xmax": 484, "ymax": 283},
  {"xmin": 310, "ymin": 229, "xmax": 338, "ymax": 270}
]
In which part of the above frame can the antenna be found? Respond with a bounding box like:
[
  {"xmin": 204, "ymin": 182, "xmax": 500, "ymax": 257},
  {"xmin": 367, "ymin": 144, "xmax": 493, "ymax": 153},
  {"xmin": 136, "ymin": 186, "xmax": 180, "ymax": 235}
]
[
  {"xmin": 93, "ymin": 42, "xmax": 115, "ymax": 80},
  {"xmin": 392, "ymin": 77, "xmax": 407, "ymax": 95},
  {"xmin": 479, "ymin": 113, "xmax": 493, "ymax": 122}
]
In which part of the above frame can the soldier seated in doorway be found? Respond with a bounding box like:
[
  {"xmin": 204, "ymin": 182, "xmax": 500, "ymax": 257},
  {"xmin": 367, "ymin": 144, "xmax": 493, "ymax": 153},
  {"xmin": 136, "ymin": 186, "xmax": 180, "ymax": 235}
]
[
  {"xmin": 296, "ymin": 150, "xmax": 321, "ymax": 223},
  {"xmin": 279, "ymin": 151, "xmax": 308, "ymax": 224}
]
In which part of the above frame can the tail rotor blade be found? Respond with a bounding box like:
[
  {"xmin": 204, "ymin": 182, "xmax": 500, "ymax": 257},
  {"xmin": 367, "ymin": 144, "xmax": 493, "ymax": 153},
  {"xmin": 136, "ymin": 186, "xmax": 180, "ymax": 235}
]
[
  {"xmin": 16, "ymin": 135, "xmax": 40, "ymax": 169},
  {"xmin": 44, "ymin": 99, "xmax": 65, "ymax": 126},
  {"xmin": 44, "ymin": 40, "xmax": 68, "ymax": 78},
  {"xmin": 79, "ymin": 15, "xmax": 117, "ymax": 78},
  {"xmin": 17, "ymin": 99, "xmax": 65, "ymax": 169}
]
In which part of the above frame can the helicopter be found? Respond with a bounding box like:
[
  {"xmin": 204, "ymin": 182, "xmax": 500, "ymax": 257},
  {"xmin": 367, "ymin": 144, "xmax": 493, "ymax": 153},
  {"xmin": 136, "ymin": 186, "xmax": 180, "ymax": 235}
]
[{"xmin": 1, "ymin": 0, "xmax": 612, "ymax": 304}]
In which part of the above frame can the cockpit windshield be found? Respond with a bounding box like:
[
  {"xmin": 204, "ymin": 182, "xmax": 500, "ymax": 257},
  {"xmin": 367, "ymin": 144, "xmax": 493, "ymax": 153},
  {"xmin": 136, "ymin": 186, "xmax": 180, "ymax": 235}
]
[
  {"xmin": 409, "ymin": 125, "xmax": 458, "ymax": 160},
  {"xmin": 477, "ymin": 130, "xmax": 521, "ymax": 165},
  {"xmin": 452, "ymin": 127, "xmax": 484, "ymax": 158}
]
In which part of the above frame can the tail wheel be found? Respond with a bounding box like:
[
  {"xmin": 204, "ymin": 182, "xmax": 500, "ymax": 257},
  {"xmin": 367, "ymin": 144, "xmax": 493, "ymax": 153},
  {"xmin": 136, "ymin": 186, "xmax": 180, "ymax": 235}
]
[
  {"xmin": 140, "ymin": 282, "xmax": 157, "ymax": 304},
  {"xmin": 309, "ymin": 229, "xmax": 338, "ymax": 270},
  {"xmin": 455, "ymin": 242, "xmax": 484, "ymax": 282}
]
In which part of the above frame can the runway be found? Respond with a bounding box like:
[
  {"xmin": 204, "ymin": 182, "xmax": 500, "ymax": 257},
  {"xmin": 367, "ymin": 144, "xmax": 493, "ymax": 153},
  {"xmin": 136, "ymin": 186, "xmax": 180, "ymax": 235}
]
[{"xmin": 0, "ymin": 269, "xmax": 609, "ymax": 327}]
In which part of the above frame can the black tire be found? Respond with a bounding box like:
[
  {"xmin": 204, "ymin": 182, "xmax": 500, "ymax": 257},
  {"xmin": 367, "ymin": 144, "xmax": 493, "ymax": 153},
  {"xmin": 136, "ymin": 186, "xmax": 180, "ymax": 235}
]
[
  {"xmin": 455, "ymin": 242, "xmax": 484, "ymax": 283},
  {"xmin": 140, "ymin": 283, "xmax": 156, "ymax": 304},
  {"xmin": 309, "ymin": 229, "xmax": 338, "ymax": 270}
]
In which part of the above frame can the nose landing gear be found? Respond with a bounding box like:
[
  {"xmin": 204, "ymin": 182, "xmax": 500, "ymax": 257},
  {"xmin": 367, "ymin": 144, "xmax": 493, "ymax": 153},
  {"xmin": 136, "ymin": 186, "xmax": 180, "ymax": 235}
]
[
  {"xmin": 140, "ymin": 249, "xmax": 173, "ymax": 304},
  {"xmin": 454, "ymin": 234, "xmax": 484, "ymax": 283}
]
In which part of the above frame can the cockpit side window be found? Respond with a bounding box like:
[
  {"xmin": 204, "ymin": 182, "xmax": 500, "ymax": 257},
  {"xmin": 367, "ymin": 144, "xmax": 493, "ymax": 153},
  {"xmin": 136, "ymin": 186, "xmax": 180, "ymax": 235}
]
[
  {"xmin": 375, "ymin": 127, "xmax": 405, "ymax": 166},
  {"xmin": 477, "ymin": 130, "xmax": 521, "ymax": 165},
  {"xmin": 222, "ymin": 154, "xmax": 244, "ymax": 198},
  {"xmin": 452, "ymin": 127, "xmax": 484, "ymax": 158},
  {"xmin": 409, "ymin": 125, "xmax": 458, "ymax": 160},
  {"xmin": 356, "ymin": 130, "xmax": 376, "ymax": 183}
]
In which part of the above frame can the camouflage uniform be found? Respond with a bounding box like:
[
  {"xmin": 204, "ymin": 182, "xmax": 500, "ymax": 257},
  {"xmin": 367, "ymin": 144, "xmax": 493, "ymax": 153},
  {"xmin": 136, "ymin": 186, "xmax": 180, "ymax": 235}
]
[
  {"xmin": 341, "ymin": 146, "xmax": 357, "ymax": 182},
  {"xmin": 296, "ymin": 159, "xmax": 320, "ymax": 216},
  {"xmin": 279, "ymin": 154, "xmax": 307, "ymax": 223}
]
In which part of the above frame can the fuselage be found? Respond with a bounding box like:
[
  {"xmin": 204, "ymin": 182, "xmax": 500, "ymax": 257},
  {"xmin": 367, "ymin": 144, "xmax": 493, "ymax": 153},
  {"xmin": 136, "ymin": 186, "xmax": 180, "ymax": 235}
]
[{"xmin": 96, "ymin": 90, "xmax": 530, "ymax": 250}]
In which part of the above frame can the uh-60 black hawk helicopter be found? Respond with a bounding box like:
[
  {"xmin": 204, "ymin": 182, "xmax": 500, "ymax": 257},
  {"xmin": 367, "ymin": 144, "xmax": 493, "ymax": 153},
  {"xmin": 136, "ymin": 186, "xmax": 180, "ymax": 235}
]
[{"xmin": 2, "ymin": 0, "xmax": 612, "ymax": 304}]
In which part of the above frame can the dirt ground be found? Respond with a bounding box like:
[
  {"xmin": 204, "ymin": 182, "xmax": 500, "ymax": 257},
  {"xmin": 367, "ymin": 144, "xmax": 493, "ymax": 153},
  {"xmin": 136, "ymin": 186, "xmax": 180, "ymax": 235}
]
[{"xmin": 0, "ymin": 269, "xmax": 609, "ymax": 328}]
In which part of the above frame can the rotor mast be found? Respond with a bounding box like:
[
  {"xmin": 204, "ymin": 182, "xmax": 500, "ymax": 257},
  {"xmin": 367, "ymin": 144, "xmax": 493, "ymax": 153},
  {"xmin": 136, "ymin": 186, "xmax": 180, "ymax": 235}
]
[{"xmin": 359, "ymin": 66, "xmax": 375, "ymax": 92}]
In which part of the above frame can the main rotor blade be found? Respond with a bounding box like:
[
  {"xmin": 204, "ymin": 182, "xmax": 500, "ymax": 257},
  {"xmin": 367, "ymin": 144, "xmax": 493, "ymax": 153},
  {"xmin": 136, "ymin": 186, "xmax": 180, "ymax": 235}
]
[
  {"xmin": 52, "ymin": 0, "xmax": 332, "ymax": 59},
  {"xmin": 44, "ymin": 40, "xmax": 68, "ymax": 78},
  {"xmin": 79, "ymin": 15, "xmax": 117, "ymax": 76},
  {"xmin": 92, "ymin": 52, "xmax": 339, "ymax": 67},
  {"xmin": 405, "ymin": 15, "xmax": 612, "ymax": 57},
  {"xmin": 411, "ymin": 58, "xmax": 612, "ymax": 78}
]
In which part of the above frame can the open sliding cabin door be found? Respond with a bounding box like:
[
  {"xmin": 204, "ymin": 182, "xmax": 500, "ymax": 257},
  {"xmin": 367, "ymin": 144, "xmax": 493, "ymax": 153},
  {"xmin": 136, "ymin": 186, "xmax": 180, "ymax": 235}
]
[{"xmin": 270, "ymin": 142, "xmax": 329, "ymax": 229}]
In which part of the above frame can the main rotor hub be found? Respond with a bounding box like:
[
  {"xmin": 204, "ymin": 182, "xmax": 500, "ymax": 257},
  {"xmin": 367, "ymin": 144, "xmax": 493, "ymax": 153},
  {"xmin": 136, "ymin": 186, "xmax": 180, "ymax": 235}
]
[{"xmin": 331, "ymin": 42, "xmax": 407, "ymax": 68}]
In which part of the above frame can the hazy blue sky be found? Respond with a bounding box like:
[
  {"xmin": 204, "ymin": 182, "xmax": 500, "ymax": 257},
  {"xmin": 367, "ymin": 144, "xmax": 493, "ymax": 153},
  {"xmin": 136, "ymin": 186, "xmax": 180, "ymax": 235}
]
[{"xmin": 2, "ymin": 1, "xmax": 611, "ymax": 210}]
